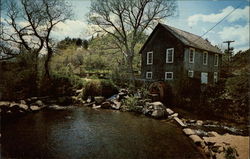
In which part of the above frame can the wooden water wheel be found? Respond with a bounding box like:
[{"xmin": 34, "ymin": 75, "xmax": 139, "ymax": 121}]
[{"xmin": 148, "ymin": 81, "xmax": 172, "ymax": 104}]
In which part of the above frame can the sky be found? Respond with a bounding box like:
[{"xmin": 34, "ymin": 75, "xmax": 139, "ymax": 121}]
[
  {"xmin": 51, "ymin": 0, "xmax": 249, "ymax": 53},
  {"xmin": 1, "ymin": 0, "xmax": 249, "ymax": 53}
]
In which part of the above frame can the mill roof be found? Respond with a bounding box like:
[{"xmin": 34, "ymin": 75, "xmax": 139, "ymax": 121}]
[{"xmin": 140, "ymin": 23, "xmax": 223, "ymax": 54}]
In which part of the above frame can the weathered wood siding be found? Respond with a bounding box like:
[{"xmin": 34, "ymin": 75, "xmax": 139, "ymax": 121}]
[
  {"xmin": 141, "ymin": 25, "xmax": 184, "ymax": 83},
  {"xmin": 183, "ymin": 47, "xmax": 222, "ymax": 84}
]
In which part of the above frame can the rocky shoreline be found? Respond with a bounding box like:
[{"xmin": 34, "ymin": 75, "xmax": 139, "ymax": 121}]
[{"xmin": 1, "ymin": 88, "xmax": 249, "ymax": 159}]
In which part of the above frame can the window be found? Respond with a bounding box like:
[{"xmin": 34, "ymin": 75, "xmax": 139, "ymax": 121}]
[
  {"xmin": 214, "ymin": 72, "xmax": 218, "ymax": 83},
  {"xmin": 203, "ymin": 51, "xmax": 208, "ymax": 65},
  {"xmin": 188, "ymin": 70, "xmax": 194, "ymax": 78},
  {"xmin": 165, "ymin": 72, "xmax": 173, "ymax": 80},
  {"xmin": 189, "ymin": 48, "xmax": 195, "ymax": 63},
  {"xmin": 146, "ymin": 72, "xmax": 152, "ymax": 79},
  {"xmin": 214, "ymin": 54, "xmax": 218, "ymax": 66},
  {"xmin": 166, "ymin": 48, "xmax": 174, "ymax": 63},
  {"xmin": 147, "ymin": 52, "xmax": 153, "ymax": 65}
]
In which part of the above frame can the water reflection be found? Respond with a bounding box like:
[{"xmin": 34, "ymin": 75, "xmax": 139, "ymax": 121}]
[{"xmin": 1, "ymin": 107, "xmax": 204, "ymax": 159}]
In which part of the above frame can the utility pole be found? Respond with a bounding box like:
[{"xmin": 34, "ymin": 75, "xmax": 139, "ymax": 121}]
[{"xmin": 223, "ymin": 40, "xmax": 235, "ymax": 62}]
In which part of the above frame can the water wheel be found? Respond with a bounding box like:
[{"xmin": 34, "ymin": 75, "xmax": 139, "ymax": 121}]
[{"xmin": 148, "ymin": 81, "xmax": 172, "ymax": 104}]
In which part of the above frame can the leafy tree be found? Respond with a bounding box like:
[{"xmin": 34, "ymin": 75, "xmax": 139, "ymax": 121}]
[{"xmin": 87, "ymin": 0, "xmax": 177, "ymax": 84}]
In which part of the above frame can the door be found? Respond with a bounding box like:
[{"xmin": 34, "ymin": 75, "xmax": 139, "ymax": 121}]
[{"xmin": 201, "ymin": 72, "xmax": 208, "ymax": 84}]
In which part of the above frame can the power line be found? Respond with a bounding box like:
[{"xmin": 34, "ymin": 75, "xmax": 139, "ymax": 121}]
[{"xmin": 193, "ymin": 2, "xmax": 244, "ymax": 43}]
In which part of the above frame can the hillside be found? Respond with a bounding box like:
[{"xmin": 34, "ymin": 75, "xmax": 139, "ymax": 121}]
[{"xmin": 209, "ymin": 49, "xmax": 249, "ymax": 123}]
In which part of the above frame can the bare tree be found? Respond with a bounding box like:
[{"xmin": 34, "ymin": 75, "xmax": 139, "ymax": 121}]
[
  {"xmin": 1, "ymin": 0, "xmax": 72, "ymax": 78},
  {"xmin": 88, "ymin": 0, "xmax": 177, "ymax": 83}
]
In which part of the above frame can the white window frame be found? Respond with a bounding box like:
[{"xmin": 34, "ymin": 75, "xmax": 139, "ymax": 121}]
[
  {"xmin": 214, "ymin": 54, "xmax": 219, "ymax": 66},
  {"xmin": 146, "ymin": 51, "xmax": 153, "ymax": 65},
  {"xmin": 146, "ymin": 72, "xmax": 152, "ymax": 79},
  {"xmin": 214, "ymin": 72, "xmax": 218, "ymax": 83},
  {"xmin": 165, "ymin": 72, "xmax": 173, "ymax": 80},
  {"xmin": 189, "ymin": 48, "xmax": 195, "ymax": 63},
  {"xmin": 188, "ymin": 70, "xmax": 194, "ymax": 78},
  {"xmin": 203, "ymin": 51, "xmax": 208, "ymax": 65},
  {"xmin": 166, "ymin": 48, "xmax": 174, "ymax": 63}
]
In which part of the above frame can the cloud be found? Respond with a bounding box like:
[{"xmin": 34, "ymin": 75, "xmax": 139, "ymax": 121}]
[
  {"xmin": 188, "ymin": 6, "xmax": 249, "ymax": 26},
  {"xmin": 218, "ymin": 24, "xmax": 249, "ymax": 47},
  {"xmin": 52, "ymin": 19, "xmax": 89, "ymax": 40}
]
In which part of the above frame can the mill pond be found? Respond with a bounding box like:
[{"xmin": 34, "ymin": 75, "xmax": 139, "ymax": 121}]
[{"xmin": 1, "ymin": 106, "xmax": 205, "ymax": 159}]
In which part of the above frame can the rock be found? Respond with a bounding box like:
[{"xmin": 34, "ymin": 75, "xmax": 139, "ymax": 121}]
[
  {"xmin": 166, "ymin": 108, "xmax": 174, "ymax": 115},
  {"xmin": 30, "ymin": 97, "xmax": 38, "ymax": 101},
  {"xmin": 196, "ymin": 120, "xmax": 203, "ymax": 126},
  {"xmin": 0, "ymin": 101, "xmax": 10, "ymax": 107},
  {"xmin": 174, "ymin": 117, "xmax": 187, "ymax": 127},
  {"xmin": 30, "ymin": 105, "xmax": 41, "ymax": 111},
  {"xmin": 86, "ymin": 96, "xmax": 92, "ymax": 103},
  {"xmin": 117, "ymin": 92, "xmax": 127, "ymax": 100},
  {"xmin": 203, "ymin": 137, "xmax": 216, "ymax": 145},
  {"xmin": 35, "ymin": 100, "xmax": 43, "ymax": 107},
  {"xmin": 151, "ymin": 110, "xmax": 165, "ymax": 118},
  {"xmin": 94, "ymin": 96, "xmax": 105, "ymax": 105},
  {"xmin": 189, "ymin": 135, "xmax": 205, "ymax": 147},
  {"xmin": 183, "ymin": 128, "xmax": 195, "ymax": 136},
  {"xmin": 119, "ymin": 89, "xmax": 128, "ymax": 94},
  {"xmin": 208, "ymin": 131, "xmax": 220, "ymax": 137},
  {"xmin": 92, "ymin": 104, "xmax": 101, "ymax": 109},
  {"xmin": 203, "ymin": 146, "xmax": 211, "ymax": 157},
  {"xmin": 19, "ymin": 100, "xmax": 26, "ymax": 105},
  {"xmin": 188, "ymin": 120, "xmax": 196, "ymax": 124},
  {"xmin": 142, "ymin": 101, "xmax": 166, "ymax": 118},
  {"xmin": 151, "ymin": 101, "xmax": 163, "ymax": 107},
  {"xmin": 170, "ymin": 113, "xmax": 178, "ymax": 118},
  {"xmin": 18, "ymin": 104, "xmax": 29, "ymax": 111},
  {"xmin": 76, "ymin": 89, "xmax": 83, "ymax": 94},
  {"xmin": 101, "ymin": 101, "xmax": 111, "ymax": 109},
  {"xmin": 111, "ymin": 101, "xmax": 121, "ymax": 110},
  {"xmin": 26, "ymin": 98, "xmax": 31, "ymax": 102}
]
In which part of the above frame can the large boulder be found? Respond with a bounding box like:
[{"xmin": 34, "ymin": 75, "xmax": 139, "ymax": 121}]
[{"xmin": 142, "ymin": 101, "xmax": 167, "ymax": 118}]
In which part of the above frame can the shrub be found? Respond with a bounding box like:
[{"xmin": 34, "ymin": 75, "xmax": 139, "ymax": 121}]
[
  {"xmin": 122, "ymin": 96, "xmax": 141, "ymax": 112},
  {"xmin": 39, "ymin": 72, "xmax": 85, "ymax": 97},
  {"xmin": 82, "ymin": 79, "xmax": 118, "ymax": 98}
]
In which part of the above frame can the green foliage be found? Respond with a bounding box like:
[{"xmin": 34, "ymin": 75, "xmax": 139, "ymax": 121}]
[
  {"xmin": 122, "ymin": 96, "xmax": 140, "ymax": 112},
  {"xmin": 224, "ymin": 146, "xmax": 238, "ymax": 159},
  {"xmin": 0, "ymin": 53, "xmax": 38, "ymax": 100},
  {"xmin": 82, "ymin": 79, "xmax": 118, "ymax": 98}
]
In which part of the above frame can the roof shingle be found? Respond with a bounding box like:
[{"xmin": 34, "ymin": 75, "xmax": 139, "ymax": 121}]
[{"xmin": 161, "ymin": 23, "xmax": 223, "ymax": 54}]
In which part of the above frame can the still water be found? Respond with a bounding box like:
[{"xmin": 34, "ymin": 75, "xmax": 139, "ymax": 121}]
[{"xmin": 1, "ymin": 106, "xmax": 204, "ymax": 159}]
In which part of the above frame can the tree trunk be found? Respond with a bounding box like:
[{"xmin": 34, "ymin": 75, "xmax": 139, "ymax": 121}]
[
  {"xmin": 44, "ymin": 47, "xmax": 53, "ymax": 79},
  {"xmin": 127, "ymin": 55, "xmax": 135, "ymax": 86}
]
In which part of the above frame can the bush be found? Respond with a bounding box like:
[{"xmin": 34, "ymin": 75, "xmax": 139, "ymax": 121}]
[
  {"xmin": 82, "ymin": 79, "xmax": 118, "ymax": 98},
  {"xmin": 39, "ymin": 72, "xmax": 85, "ymax": 97},
  {"xmin": 122, "ymin": 96, "xmax": 141, "ymax": 112},
  {"xmin": 0, "ymin": 53, "xmax": 38, "ymax": 100}
]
